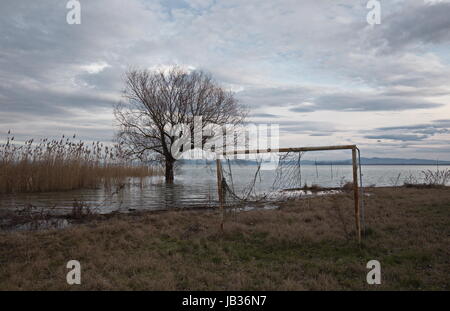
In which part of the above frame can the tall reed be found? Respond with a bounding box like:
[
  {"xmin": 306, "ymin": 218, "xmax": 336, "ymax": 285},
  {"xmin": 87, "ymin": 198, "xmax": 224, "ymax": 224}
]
[{"xmin": 0, "ymin": 134, "xmax": 160, "ymax": 194}]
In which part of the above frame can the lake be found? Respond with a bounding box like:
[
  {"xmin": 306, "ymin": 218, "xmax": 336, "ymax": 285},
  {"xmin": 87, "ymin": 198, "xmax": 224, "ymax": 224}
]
[{"xmin": 0, "ymin": 164, "xmax": 448, "ymax": 213}]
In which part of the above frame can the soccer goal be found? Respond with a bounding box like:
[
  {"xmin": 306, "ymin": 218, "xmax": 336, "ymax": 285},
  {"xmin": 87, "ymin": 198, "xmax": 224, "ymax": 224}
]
[{"xmin": 215, "ymin": 145, "xmax": 365, "ymax": 243}]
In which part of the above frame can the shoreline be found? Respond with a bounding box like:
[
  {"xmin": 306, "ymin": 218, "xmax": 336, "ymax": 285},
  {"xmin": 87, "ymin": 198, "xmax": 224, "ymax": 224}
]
[{"xmin": 1, "ymin": 185, "xmax": 448, "ymax": 232}]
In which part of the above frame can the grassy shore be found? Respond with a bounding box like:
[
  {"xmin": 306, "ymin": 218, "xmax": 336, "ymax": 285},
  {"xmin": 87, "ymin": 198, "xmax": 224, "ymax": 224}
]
[{"xmin": 0, "ymin": 187, "xmax": 449, "ymax": 290}]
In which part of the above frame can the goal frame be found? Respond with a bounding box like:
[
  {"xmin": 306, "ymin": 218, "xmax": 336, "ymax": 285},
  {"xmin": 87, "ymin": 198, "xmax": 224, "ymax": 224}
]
[{"xmin": 216, "ymin": 145, "xmax": 363, "ymax": 243}]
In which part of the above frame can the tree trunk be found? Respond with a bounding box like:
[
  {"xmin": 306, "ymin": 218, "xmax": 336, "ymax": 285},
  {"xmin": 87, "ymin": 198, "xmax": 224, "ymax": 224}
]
[{"xmin": 165, "ymin": 159, "xmax": 175, "ymax": 184}]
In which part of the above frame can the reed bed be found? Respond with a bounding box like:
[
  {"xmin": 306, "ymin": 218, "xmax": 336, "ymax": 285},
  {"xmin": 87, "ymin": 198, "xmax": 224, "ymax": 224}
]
[{"xmin": 0, "ymin": 134, "xmax": 160, "ymax": 194}]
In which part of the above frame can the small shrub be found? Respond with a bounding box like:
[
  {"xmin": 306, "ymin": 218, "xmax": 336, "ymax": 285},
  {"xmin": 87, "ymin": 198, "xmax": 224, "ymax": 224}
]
[
  {"xmin": 341, "ymin": 182, "xmax": 354, "ymax": 192},
  {"xmin": 403, "ymin": 168, "xmax": 450, "ymax": 188},
  {"xmin": 422, "ymin": 168, "xmax": 450, "ymax": 186},
  {"xmin": 71, "ymin": 200, "xmax": 95, "ymax": 220}
]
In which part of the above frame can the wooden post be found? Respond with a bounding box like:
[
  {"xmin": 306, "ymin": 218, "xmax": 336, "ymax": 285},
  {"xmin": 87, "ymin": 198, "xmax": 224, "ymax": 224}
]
[
  {"xmin": 352, "ymin": 147, "xmax": 361, "ymax": 244},
  {"xmin": 216, "ymin": 159, "xmax": 224, "ymax": 232}
]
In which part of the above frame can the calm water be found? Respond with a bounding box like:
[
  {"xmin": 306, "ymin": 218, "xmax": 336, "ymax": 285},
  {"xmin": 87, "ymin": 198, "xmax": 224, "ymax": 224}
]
[{"xmin": 0, "ymin": 164, "xmax": 448, "ymax": 213}]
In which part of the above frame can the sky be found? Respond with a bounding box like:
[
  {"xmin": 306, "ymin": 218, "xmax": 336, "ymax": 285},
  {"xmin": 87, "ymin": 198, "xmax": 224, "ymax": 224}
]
[{"xmin": 0, "ymin": 0, "xmax": 450, "ymax": 160}]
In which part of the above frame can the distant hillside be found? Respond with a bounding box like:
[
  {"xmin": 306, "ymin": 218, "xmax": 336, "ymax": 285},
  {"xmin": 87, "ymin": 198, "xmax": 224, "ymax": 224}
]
[{"xmin": 180, "ymin": 157, "xmax": 450, "ymax": 166}]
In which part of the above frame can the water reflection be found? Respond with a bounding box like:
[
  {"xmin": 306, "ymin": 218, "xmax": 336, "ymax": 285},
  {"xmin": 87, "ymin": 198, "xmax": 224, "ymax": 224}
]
[{"xmin": 0, "ymin": 164, "xmax": 448, "ymax": 213}]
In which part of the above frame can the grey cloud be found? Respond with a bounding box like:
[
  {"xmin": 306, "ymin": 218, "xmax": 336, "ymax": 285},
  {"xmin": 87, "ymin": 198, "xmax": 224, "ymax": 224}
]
[
  {"xmin": 238, "ymin": 86, "xmax": 443, "ymax": 112},
  {"xmin": 0, "ymin": 84, "xmax": 115, "ymax": 116},
  {"xmin": 382, "ymin": 87, "xmax": 450, "ymax": 98},
  {"xmin": 275, "ymin": 120, "xmax": 337, "ymax": 135},
  {"xmin": 365, "ymin": 119, "xmax": 450, "ymax": 142},
  {"xmin": 365, "ymin": 134, "xmax": 430, "ymax": 142},
  {"xmin": 237, "ymin": 86, "xmax": 313, "ymax": 108},
  {"xmin": 309, "ymin": 94, "xmax": 443, "ymax": 112},
  {"xmin": 377, "ymin": 119, "xmax": 450, "ymax": 135},
  {"xmin": 434, "ymin": 119, "xmax": 450, "ymax": 125},
  {"xmin": 308, "ymin": 133, "xmax": 331, "ymax": 137},
  {"xmin": 367, "ymin": 1, "xmax": 450, "ymax": 54},
  {"xmin": 250, "ymin": 113, "xmax": 281, "ymax": 118}
]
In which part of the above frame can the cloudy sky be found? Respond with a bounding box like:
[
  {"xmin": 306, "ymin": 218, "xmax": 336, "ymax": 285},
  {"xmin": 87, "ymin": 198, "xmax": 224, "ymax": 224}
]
[{"xmin": 1, "ymin": 0, "xmax": 450, "ymax": 160}]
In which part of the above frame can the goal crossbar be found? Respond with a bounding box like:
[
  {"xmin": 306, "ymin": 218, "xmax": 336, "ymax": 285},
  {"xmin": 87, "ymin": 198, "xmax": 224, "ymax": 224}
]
[{"xmin": 218, "ymin": 144, "xmax": 357, "ymax": 156}]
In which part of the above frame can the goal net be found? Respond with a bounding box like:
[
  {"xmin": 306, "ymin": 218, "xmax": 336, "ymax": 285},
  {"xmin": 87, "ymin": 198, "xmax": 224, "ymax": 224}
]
[{"xmin": 216, "ymin": 146, "xmax": 361, "ymax": 206}]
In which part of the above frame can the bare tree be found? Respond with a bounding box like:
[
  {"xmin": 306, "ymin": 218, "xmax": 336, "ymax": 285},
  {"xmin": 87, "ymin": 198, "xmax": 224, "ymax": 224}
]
[{"xmin": 114, "ymin": 66, "xmax": 246, "ymax": 183}]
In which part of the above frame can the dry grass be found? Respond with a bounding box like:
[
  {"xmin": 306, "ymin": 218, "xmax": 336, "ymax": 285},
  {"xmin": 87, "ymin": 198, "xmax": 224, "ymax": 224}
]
[
  {"xmin": 0, "ymin": 187, "xmax": 449, "ymax": 290},
  {"xmin": 0, "ymin": 134, "xmax": 160, "ymax": 194}
]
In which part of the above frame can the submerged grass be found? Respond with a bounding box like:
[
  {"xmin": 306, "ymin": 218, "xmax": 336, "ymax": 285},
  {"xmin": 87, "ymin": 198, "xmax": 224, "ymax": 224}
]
[
  {"xmin": 0, "ymin": 133, "xmax": 160, "ymax": 194},
  {"xmin": 0, "ymin": 187, "xmax": 448, "ymax": 290}
]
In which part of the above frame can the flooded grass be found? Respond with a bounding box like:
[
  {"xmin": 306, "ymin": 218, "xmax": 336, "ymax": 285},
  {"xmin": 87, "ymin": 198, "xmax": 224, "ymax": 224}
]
[{"xmin": 0, "ymin": 187, "xmax": 448, "ymax": 290}]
